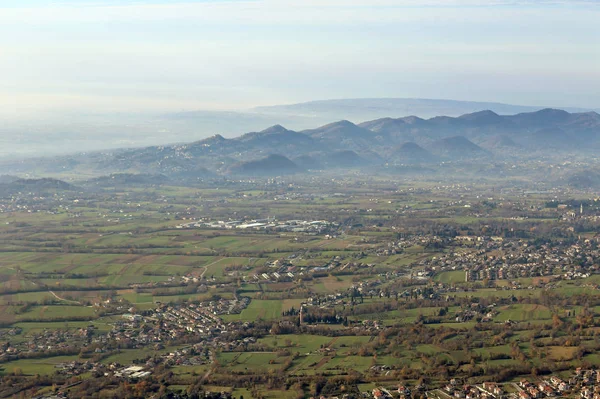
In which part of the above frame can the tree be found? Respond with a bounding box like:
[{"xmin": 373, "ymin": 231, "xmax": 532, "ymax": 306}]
[{"xmin": 552, "ymin": 313, "xmax": 563, "ymax": 329}]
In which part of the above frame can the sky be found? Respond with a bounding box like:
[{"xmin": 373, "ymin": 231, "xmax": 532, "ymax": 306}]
[{"xmin": 0, "ymin": 0, "xmax": 599, "ymax": 119}]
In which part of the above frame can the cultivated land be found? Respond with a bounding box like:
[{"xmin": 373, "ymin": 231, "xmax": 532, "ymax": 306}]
[{"xmin": 1, "ymin": 172, "xmax": 600, "ymax": 399}]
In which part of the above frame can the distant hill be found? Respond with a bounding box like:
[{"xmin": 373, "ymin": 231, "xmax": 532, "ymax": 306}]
[
  {"xmin": 564, "ymin": 111, "xmax": 600, "ymax": 129},
  {"xmin": 292, "ymin": 154, "xmax": 323, "ymax": 171},
  {"xmin": 358, "ymin": 117, "xmax": 426, "ymax": 143},
  {"xmin": 84, "ymin": 173, "xmax": 171, "ymax": 188},
  {"xmin": 0, "ymin": 175, "xmax": 19, "ymax": 184},
  {"xmin": 227, "ymin": 154, "xmax": 302, "ymax": 176},
  {"xmin": 191, "ymin": 134, "xmax": 229, "ymax": 149},
  {"xmin": 169, "ymin": 167, "xmax": 216, "ymax": 180},
  {"xmin": 457, "ymin": 110, "xmax": 517, "ymax": 130},
  {"xmin": 235, "ymin": 125, "xmax": 317, "ymax": 155},
  {"xmin": 359, "ymin": 116, "xmax": 425, "ymax": 133},
  {"xmin": 508, "ymin": 108, "xmax": 572, "ymax": 128},
  {"xmin": 530, "ymin": 127, "xmax": 572, "ymax": 148},
  {"xmin": 321, "ymin": 150, "xmax": 368, "ymax": 168},
  {"xmin": 302, "ymin": 120, "xmax": 375, "ymax": 150},
  {"xmin": 428, "ymin": 136, "xmax": 489, "ymax": 159},
  {"xmin": 253, "ymin": 98, "xmax": 594, "ymax": 121},
  {"xmin": 303, "ymin": 120, "xmax": 371, "ymax": 139},
  {"xmin": 0, "ymin": 178, "xmax": 76, "ymax": 196},
  {"xmin": 237, "ymin": 125, "xmax": 294, "ymax": 143},
  {"xmin": 565, "ymin": 170, "xmax": 600, "ymax": 189},
  {"xmin": 390, "ymin": 142, "xmax": 435, "ymax": 163},
  {"xmin": 475, "ymin": 135, "xmax": 521, "ymax": 151}
]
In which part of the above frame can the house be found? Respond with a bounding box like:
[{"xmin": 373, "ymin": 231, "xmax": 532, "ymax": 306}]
[
  {"xmin": 541, "ymin": 385, "xmax": 555, "ymax": 397},
  {"xmin": 528, "ymin": 387, "xmax": 541, "ymax": 398},
  {"xmin": 466, "ymin": 391, "xmax": 478, "ymax": 399},
  {"xmin": 538, "ymin": 381, "xmax": 555, "ymax": 397},
  {"xmin": 519, "ymin": 392, "xmax": 531, "ymax": 399},
  {"xmin": 483, "ymin": 383, "xmax": 497, "ymax": 391},
  {"xmin": 482, "ymin": 382, "xmax": 501, "ymax": 395},
  {"xmin": 558, "ymin": 383, "xmax": 568, "ymax": 392},
  {"xmin": 550, "ymin": 377, "xmax": 564, "ymax": 387}
]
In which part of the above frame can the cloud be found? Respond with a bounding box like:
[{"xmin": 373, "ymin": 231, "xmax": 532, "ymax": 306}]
[
  {"xmin": 0, "ymin": 0, "xmax": 597, "ymax": 115},
  {"xmin": 1, "ymin": 0, "xmax": 596, "ymax": 26}
]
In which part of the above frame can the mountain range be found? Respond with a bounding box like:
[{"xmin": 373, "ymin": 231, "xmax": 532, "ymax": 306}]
[
  {"xmin": 252, "ymin": 98, "xmax": 596, "ymax": 121},
  {"xmin": 3, "ymin": 108, "xmax": 600, "ymax": 178},
  {"xmin": 3, "ymin": 97, "xmax": 597, "ymax": 160}
]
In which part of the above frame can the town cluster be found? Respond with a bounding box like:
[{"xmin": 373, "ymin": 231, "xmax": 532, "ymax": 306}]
[
  {"xmin": 0, "ymin": 299, "xmax": 247, "ymax": 372},
  {"xmin": 421, "ymin": 236, "xmax": 600, "ymax": 282}
]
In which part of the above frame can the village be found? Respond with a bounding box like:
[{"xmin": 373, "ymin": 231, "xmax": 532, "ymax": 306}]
[
  {"xmin": 356, "ymin": 369, "xmax": 600, "ymax": 399},
  {"xmin": 0, "ymin": 299, "xmax": 247, "ymax": 368},
  {"xmin": 417, "ymin": 236, "xmax": 600, "ymax": 283}
]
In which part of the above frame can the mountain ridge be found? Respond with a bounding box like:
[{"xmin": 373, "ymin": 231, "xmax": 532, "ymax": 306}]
[{"xmin": 3, "ymin": 108, "xmax": 600, "ymax": 177}]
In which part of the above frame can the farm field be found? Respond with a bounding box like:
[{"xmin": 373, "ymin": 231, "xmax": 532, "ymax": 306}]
[{"xmin": 1, "ymin": 175, "xmax": 600, "ymax": 399}]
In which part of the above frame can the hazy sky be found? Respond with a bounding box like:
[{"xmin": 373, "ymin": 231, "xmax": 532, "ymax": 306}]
[{"xmin": 1, "ymin": 0, "xmax": 599, "ymax": 118}]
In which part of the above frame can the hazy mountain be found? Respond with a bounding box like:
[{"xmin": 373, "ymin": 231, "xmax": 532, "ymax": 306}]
[
  {"xmin": 475, "ymin": 135, "xmax": 522, "ymax": 151},
  {"xmin": 530, "ymin": 127, "xmax": 572, "ymax": 148},
  {"xmin": 358, "ymin": 117, "xmax": 426, "ymax": 143},
  {"xmin": 564, "ymin": 170, "xmax": 600, "ymax": 189},
  {"xmin": 253, "ymin": 98, "xmax": 594, "ymax": 121},
  {"xmin": 457, "ymin": 110, "xmax": 518, "ymax": 130},
  {"xmin": 0, "ymin": 175, "xmax": 19, "ymax": 184},
  {"xmin": 564, "ymin": 111, "xmax": 600, "ymax": 130},
  {"xmin": 508, "ymin": 108, "xmax": 572, "ymax": 128},
  {"xmin": 84, "ymin": 173, "xmax": 171, "ymax": 188},
  {"xmin": 303, "ymin": 120, "xmax": 371, "ymax": 140},
  {"xmin": 362, "ymin": 108, "xmax": 600, "ymax": 150},
  {"xmin": 235, "ymin": 125, "xmax": 317, "ymax": 155},
  {"xmin": 3, "ymin": 99, "xmax": 596, "ymax": 160},
  {"xmin": 191, "ymin": 134, "xmax": 229, "ymax": 149},
  {"xmin": 359, "ymin": 117, "xmax": 425, "ymax": 134},
  {"xmin": 227, "ymin": 154, "xmax": 302, "ymax": 176},
  {"xmin": 3, "ymin": 108, "xmax": 600, "ymax": 178},
  {"xmin": 292, "ymin": 154, "xmax": 324, "ymax": 171},
  {"xmin": 390, "ymin": 142, "xmax": 436, "ymax": 164},
  {"xmin": 322, "ymin": 150, "xmax": 368, "ymax": 168},
  {"xmin": 169, "ymin": 167, "xmax": 216, "ymax": 181},
  {"xmin": 299, "ymin": 120, "xmax": 380, "ymax": 153},
  {"xmin": 0, "ymin": 178, "xmax": 76, "ymax": 196},
  {"xmin": 428, "ymin": 136, "xmax": 489, "ymax": 159}
]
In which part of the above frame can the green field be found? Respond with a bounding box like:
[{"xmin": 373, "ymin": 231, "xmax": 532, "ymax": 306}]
[
  {"xmin": 222, "ymin": 299, "xmax": 283, "ymax": 322},
  {"xmin": 435, "ymin": 270, "xmax": 466, "ymax": 283},
  {"xmin": 2, "ymin": 176, "xmax": 600, "ymax": 397}
]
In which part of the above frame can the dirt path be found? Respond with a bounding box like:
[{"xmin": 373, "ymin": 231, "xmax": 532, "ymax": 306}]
[
  {"xmin": 199, "ymin": 257, "xmax": 225, "ymax": 278},
  {"xmin": 314, "ymin": 356, "xmax": 331, "ymax": 369},
  {"xmin": 317, "ymin": 238, "xmax": 340, "ymax": 248},
  {"xmin": 49, "ymin": 290, "xmax": 81, "ymax": 304}
]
